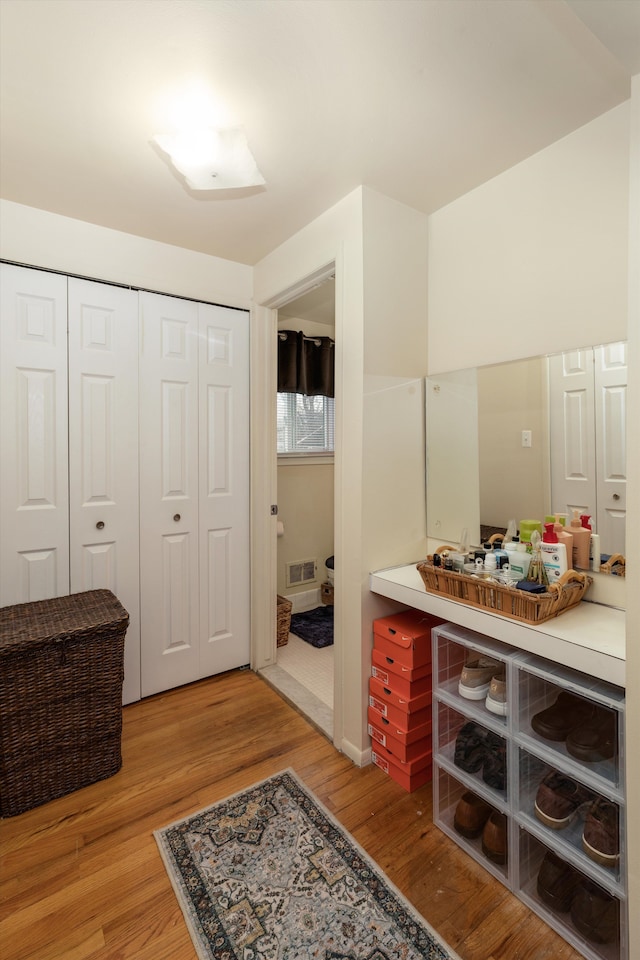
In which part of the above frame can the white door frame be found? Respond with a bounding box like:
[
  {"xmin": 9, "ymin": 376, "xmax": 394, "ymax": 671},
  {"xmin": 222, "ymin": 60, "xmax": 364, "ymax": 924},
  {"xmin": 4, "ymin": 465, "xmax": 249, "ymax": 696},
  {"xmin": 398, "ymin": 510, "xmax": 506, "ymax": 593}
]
[{"xmin": 250, "ymin": 262, "xmax": 342, "ymax": 750}]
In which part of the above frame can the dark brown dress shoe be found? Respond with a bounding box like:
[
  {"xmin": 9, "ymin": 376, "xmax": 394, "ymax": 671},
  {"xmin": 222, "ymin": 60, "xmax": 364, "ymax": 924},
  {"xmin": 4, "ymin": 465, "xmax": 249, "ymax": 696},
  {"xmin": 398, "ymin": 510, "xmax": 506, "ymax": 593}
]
[
  {"xmin": 536, "ymin": 850, "xmax": 582, "ymax": 912},
  {"xmin": 566, "ymin": 707, "xmax": 617, "ymax": 763},
  {"xmin": 481, "ymin": 810, "xmax": 508, "ymax": 865},
  {"xmin": 531, "ymin": 691, "xmax": 594, "ymax": 742},
  {"xmin": 453, "ymin": 791, "xmax": 493, "ymax": 839},
  {"xmin": 570, "ymin": 879, "xmax": 620, "ymax": 944}
]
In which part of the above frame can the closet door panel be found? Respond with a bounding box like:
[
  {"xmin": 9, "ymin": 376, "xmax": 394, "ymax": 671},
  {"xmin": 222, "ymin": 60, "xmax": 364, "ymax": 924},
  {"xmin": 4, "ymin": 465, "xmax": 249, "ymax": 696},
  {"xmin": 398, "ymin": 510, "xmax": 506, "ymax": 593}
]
[
  {"xmin": 198, "ymin": 304, "xmax": 250, "ymax": 677},
  {"xmin": 68, "ymin": 278, "xmax": 141, "ymax": 704},
  {"xmin": 548, "ymin": 348, "xmax": 597, "ymax": 520},
  {"xmin": 139, "ymin": 292, "xmax": 199, "ymax": 696},
  {"xmin": 595, "ymin": 342, "xmax": 627, "ymax": 556},
  {"xmin": 0, "ymin": 265, "xmax": 69, "ymax": 605}
]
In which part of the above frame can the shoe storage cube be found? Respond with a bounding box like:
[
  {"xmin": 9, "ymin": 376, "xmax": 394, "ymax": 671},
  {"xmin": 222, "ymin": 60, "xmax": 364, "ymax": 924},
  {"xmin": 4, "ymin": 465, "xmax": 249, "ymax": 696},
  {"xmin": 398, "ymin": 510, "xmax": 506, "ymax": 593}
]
[
  {"xmin": 0, "ymin": 590, "xmax": 129, "ymax": 817},
  {"xmin": 513, "ymin": 655, "xmax": 625, "ymax": 792},
  {"xmin": 434, "ymin": 765, "xmax": 509, "ymax": 884},
  {"xmin": 432, "ymin": 623, "xmax": 511, "ymax": 732},
  {"xmin": 435, "ymin": 701, "xmax": 508, "ymax": 802},
  {"xmin": 517, "ymin": 830, "xmax": 625, "ymax": 960},
  {"xmin": 517, "ymin": 748, "xmax": 624, "ymax": 888},
  {"xmin": 431, "ymin": 622, "xmax": 627, "ymax": 960}
]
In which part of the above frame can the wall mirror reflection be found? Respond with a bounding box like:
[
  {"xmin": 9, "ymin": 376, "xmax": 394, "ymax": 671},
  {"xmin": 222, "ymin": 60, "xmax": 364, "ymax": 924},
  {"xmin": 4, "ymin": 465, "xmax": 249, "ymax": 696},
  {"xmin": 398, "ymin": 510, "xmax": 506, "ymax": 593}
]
[{"xmin": 425, "ymin": 341, "xmax": 627, "ymax": 565}]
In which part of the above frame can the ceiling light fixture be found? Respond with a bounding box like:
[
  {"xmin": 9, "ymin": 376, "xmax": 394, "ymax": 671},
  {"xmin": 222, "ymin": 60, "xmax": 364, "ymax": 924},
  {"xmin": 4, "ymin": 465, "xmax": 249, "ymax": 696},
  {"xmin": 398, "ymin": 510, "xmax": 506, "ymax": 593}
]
[{"xmin": 152, "ymin": 125, "xmax": 265, "ymax": 191}]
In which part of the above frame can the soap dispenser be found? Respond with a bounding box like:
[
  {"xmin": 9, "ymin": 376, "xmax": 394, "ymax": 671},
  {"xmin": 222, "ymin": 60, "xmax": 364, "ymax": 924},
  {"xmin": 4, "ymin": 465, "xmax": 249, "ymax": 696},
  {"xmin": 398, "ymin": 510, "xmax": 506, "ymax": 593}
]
[{"xmin": 569, "ymin": 509, "xmax": 591, "ymax": 569}]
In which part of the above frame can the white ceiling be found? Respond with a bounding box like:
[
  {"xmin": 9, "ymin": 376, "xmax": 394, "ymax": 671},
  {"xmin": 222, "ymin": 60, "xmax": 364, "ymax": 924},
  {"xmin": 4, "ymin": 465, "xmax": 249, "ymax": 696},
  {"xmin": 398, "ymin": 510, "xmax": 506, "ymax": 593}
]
[{"xmin": 1, "ymin": 0, "xmax": 638, "ymax": 267}]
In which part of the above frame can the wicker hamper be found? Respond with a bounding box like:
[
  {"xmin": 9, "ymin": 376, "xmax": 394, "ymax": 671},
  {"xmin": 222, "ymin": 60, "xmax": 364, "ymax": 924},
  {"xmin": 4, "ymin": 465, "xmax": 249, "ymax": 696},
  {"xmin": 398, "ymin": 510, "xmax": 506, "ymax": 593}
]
[
  {"xmin": 276, "ymin": 595, "xmax": 292, "ymax": 647},
  {"xmin": 0, "ymin": 589, "xmax": 129, "ymax": 817}
]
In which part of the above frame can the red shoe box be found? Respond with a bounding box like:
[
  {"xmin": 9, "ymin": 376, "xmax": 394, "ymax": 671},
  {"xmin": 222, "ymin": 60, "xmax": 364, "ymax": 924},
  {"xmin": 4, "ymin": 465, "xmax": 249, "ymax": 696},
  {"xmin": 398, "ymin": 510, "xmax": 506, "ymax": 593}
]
[
  {"xmin": 371, "ymin": 647, "xmax": 432, "ymax": 699},
  {"xmin": 369, "ymin": 675, "xmax": 432, "ymax": 715},
  {"xmin": 372, "ymin": 610, "xmax": 442, "ymax": 669},
  {"xmin": 368, "ymin": 714, "xmax": 431, "ymax": 763},
  {"xmin": 367, "ymin": 706, "xmax": 431, "ymax": 746},
  {"xmin": 372, "ymin": 744, "xmax": 433, "ymax": 792},
  {"xmin": 368, "ymin": 681, "xmax": 431, "ymax": 729}
]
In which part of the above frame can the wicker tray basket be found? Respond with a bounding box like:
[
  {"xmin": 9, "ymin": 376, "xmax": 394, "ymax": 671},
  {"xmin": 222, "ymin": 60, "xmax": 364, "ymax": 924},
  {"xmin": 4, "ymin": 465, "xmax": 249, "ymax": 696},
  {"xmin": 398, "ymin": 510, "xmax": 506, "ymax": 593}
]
[
  {"xmin": 416, "ymin": 559, "xmax": 592, "ymax": 625},
  {"xmin": 0, "ymin": 589, "xmax": 129, "ymax": 817},
  {"xmin": 276, "ymin": 595, "xmax": 292, "ymax": 647}
]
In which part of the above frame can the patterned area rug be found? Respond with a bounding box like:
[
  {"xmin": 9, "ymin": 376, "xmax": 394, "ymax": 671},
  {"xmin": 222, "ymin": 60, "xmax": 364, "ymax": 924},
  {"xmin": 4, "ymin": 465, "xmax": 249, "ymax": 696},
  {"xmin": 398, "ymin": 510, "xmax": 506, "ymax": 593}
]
[
  {"xmin": 155, "ymin": 769, "xmax": 459, "ymax": 960},
  {"xmin": 290, "ymin": 605, "xmax": 333, "ymax": 648}
]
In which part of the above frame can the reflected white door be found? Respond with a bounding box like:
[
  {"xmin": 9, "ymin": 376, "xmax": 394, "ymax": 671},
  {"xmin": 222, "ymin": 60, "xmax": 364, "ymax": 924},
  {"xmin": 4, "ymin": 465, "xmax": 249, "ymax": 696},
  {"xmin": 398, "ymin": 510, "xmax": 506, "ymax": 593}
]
[
  {"xmin": 0, "ymin": 265, "xmax": 69, "ymax": 604},
  {"xmin": 548, "ymin": 347, "xmax": 596, "ymax": 523},
  {"xmin": 68, "ymin": 278, "xmax": 141, "ymax": 703},
  {"xmin": 594, "ymin": 342, "xmax": 626, "ymax": 555},
  {"xmin": 139, "ymin": 292, "xmax": 200, "ymax": 696},
  {"xmin": 198, "ymin": 304, "xmax": 250, "ymax": 677}
]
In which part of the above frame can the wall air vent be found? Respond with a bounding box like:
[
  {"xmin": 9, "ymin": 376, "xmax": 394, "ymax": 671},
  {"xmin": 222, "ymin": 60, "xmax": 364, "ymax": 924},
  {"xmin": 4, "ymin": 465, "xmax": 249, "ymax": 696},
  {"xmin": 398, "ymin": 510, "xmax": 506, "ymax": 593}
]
[{"xmin": 285, "ymin": 558, "xmax": 317, "ymax": 588}]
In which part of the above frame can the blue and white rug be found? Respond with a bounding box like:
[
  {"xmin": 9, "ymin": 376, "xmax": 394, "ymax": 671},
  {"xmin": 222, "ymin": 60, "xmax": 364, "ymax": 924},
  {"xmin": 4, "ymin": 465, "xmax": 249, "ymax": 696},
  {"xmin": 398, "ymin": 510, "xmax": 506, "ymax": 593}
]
[{"xmin": 154, "ymin": 769, "xmax": 460, "ymax": 960}]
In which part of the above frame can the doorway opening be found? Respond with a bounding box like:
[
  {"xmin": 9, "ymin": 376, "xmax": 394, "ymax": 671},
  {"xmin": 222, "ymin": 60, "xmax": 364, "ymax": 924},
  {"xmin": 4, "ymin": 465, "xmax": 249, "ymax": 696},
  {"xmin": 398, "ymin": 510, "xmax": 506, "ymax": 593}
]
[{"xmin": 258, "ymin": 275, "xmax": 336, "ymax": 739}]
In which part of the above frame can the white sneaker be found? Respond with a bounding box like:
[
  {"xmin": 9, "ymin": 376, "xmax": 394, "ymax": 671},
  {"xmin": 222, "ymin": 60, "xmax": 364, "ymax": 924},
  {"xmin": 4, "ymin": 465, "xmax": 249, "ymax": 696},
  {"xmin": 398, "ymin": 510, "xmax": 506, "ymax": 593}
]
[
  {"xmin": 485, "ymin": 672, "xmax": 508, "ymax": 716},
  {"xmin": 458, "ymin": 657, "xmax": 501, "ymax": 700}
]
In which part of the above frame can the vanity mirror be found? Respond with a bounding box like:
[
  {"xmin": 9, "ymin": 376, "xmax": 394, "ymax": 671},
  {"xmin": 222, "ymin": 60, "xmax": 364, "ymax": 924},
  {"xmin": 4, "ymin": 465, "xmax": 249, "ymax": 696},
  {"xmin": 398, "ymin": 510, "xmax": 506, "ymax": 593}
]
[{"xmin": 425, "ymin": 341, "xmax": 627, "ymax": 563}]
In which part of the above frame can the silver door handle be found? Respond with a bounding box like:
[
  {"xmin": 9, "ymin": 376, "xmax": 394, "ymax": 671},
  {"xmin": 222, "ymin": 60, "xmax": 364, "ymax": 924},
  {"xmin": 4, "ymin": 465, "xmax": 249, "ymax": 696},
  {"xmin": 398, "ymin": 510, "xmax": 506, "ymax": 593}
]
[
  {"xmin": 613, "ymin": 493, "xmax": 620, "ymax": 501},
  {"xmin": 173, "ymin": 513, "xmax": 181, "ymax": 522},
  {"xmin": 96, "ymin": 521, "xmax": 105, "ymax": 530}
]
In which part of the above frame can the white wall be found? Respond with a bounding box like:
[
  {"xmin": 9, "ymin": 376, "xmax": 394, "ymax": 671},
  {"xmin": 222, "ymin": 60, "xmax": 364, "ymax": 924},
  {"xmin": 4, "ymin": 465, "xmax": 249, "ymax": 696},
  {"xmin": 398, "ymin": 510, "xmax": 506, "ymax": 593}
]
[
  {"xmin": 427, "ymin": 103, "xmax": 630, "ymax": 374},
  {"xmin": 253, "ymin": 186, "xmax": 429, "ymax": 763},
  {"xmin": 0, "ymin": 200, "xmax": 252, "ymax": 306}
]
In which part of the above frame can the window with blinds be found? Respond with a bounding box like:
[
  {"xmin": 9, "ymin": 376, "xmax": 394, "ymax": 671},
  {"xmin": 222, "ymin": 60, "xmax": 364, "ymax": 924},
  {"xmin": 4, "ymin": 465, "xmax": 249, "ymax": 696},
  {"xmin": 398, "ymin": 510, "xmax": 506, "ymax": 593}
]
[{"xmin": 277, "ymin": 393, "xmax": 335, "ymax": 455}]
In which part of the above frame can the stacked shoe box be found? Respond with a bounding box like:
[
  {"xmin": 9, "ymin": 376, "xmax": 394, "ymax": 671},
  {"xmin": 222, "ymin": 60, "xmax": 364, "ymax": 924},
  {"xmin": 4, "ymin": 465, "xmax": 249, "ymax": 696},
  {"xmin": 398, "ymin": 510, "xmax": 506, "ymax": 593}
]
[
  {"xmin": 368, "ymin": 610, "xmax": 442, "ymax": 791},
  {"xmin": 431, "ymin": 621, "xmax": 627, "ymax": 960}
]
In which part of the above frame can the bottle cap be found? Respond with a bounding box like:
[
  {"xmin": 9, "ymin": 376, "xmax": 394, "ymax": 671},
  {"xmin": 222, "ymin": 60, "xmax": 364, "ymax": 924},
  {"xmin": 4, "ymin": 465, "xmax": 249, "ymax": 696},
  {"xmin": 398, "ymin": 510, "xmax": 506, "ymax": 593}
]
[
  {"xmin": 543, "ymin": 522, "xmax": 558, "ymax": 543},
  {"xmin": 570, "ymin": 508, "xmax": 582, "ymax": 527},
  {"xmin": 580, "ymin": 514, "xmax": 592, "ymax": 530}
]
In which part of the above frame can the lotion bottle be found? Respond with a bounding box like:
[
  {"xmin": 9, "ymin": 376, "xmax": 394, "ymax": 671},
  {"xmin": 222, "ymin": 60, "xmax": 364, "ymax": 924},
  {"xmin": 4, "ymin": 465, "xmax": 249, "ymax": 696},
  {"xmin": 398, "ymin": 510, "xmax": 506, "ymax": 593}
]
[
  {"xmin": 569, "ymin": 509, "xmax": 591, "ymax": 569},
  {"xmin": 508, "ymin": 543, "xmax": 531, "ymax": 580},
  {"xmin": 541, "ymin": 523, "xmax": 568, "ymax": 582}
]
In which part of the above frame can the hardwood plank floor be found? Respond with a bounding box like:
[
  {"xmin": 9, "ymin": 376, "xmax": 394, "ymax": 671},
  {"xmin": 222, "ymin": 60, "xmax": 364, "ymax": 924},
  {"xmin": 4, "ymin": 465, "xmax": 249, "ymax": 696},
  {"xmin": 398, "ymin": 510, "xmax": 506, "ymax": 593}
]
[{"xmin": 0, "ymin": 669, "xmax": 584, "ymax": 960}]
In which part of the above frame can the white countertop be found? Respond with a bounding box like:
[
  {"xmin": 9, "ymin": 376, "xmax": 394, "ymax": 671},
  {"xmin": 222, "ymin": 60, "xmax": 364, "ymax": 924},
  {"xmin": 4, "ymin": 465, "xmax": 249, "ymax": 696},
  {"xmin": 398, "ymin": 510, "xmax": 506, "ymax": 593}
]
[{"xmin": 369, "ymin": 563, "xmax": 625, "ymax": 688}]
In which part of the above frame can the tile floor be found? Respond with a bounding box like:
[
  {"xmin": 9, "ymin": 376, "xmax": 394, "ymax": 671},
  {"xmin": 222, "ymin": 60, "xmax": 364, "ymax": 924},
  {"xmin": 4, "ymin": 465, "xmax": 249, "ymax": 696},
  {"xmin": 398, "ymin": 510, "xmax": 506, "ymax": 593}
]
[{"xmin": 259, "ymin": 631, "xmax": 334, "ymax": 739}]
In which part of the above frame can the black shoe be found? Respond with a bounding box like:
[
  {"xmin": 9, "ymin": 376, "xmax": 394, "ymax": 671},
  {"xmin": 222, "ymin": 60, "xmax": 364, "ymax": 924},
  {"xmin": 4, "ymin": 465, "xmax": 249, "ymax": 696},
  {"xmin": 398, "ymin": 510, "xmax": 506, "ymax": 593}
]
[
  {"xmin": 454, "ymin": 721, "xmax": 489, "ymax": 773},
  {"xmin": 482, "ymin": 731, "xmax": 507, "ymax": 791}
]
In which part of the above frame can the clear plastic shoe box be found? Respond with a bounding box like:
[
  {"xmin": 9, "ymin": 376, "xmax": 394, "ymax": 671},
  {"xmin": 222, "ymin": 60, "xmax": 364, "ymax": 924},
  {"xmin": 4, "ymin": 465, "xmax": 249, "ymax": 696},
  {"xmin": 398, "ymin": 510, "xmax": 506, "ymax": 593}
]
[{"xmin": 431, "ymin": 622, "xmax": 628, "ymax": 960}]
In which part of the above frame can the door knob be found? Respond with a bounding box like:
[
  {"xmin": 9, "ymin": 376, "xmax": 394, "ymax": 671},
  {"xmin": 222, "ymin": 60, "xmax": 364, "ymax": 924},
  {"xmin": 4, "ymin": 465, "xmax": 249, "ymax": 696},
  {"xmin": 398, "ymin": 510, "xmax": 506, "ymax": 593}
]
[
  {"xmin": 613, "ymin": 493, "xmax": 620, "ymax": 501},
  {"xmin": 96, "ymin": 521, "xmax": 105, "ymax": 530},
  {"xmin": 173, "ymin": 513, "xmax": 181, "ymax": 522}
]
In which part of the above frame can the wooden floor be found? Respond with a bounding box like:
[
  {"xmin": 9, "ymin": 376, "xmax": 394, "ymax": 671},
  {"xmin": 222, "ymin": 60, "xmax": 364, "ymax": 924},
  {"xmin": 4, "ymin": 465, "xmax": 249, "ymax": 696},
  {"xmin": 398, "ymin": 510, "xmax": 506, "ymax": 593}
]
[{"xmin": 0, "ymin": 669, "xmax": 583, "ymax": 960}]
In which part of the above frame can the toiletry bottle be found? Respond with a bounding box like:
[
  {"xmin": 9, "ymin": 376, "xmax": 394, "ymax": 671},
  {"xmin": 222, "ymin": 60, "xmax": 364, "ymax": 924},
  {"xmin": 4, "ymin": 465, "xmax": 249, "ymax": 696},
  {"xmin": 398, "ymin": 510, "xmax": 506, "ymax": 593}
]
[
  {"xmin": 519, "ymin": 519, "xmax": 542, "ymax": 552},
  {"xmin": 553, "ymin": 513, "xmax": 573, "ymax": 568},
  {"xmin": 580, "ymin": 514, "xmax": 600, "ymax": 571},
  {"xmin": 569, "ymin": 509, "xmax": 591, "ymax": 569},
  {"xmin": 508, "ymin": 543, "xmax": 531, "ymax": 580},
  {"xmin": 541, "ymin": 523, "xmax": 568, "ymax": 581}
]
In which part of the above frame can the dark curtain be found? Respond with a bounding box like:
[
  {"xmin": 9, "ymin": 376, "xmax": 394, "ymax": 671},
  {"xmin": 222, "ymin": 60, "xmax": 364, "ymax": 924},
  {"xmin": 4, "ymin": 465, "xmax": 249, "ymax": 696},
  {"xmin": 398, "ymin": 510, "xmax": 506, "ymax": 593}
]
[{"xmin": 277, "ymin": 330, "xmax": 335, "ymax": 398}]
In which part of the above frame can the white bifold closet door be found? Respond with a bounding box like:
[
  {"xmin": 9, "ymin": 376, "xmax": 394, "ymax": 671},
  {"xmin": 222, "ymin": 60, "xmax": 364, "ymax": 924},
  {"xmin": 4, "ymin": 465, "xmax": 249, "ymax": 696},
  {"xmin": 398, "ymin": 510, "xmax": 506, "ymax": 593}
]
[
  {"xmin": 548, "ymin": 342, "xmax": 627, "ymax": 556},
  {"xmin": 0, "ymin": 265, "xmax": 70, "ymax": 604},
  {"xmin": 67, "ymin": 278, "xmax": 141, "ymax": 705},
  {"xmin": 139, "ymin": 292, "xmax": 249, "ymax": 697}
]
